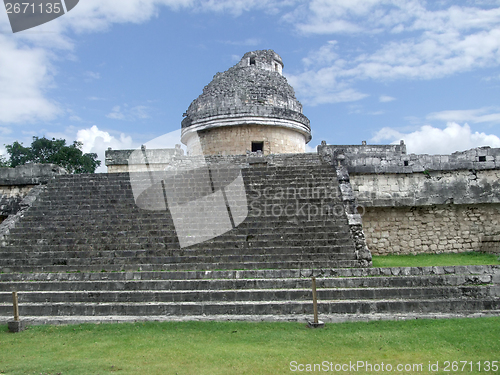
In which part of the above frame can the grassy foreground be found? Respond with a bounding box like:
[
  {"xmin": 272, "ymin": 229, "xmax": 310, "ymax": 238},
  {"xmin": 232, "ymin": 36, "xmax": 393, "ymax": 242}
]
[
  {"xmin": 1, "ymin": 318, "xmax": 499, "ymax": 374},
  {"xmin": 372, "ymin": 251, "xmax": 500, "ymax": 268}
]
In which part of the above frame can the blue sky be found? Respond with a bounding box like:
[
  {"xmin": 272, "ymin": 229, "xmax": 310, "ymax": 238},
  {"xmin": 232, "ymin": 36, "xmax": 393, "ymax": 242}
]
[{"xmin": 1, "ymin": 0, "xmax": 500, "ymax": 172}]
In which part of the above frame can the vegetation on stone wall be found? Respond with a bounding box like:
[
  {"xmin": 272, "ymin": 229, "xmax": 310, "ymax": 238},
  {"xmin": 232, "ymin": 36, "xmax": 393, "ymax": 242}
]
[{"xmin": 3, "ymin": 136, "xmax": 100, "ymax": 174}]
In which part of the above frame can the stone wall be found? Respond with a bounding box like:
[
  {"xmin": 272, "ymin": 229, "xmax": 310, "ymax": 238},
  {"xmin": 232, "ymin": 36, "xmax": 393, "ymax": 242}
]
[
  {"xmin": 318, "ymin": 144, "xmax": 500, "ymax": 255},
  {"xmin": 0, "ymin": 185, "xmax": 36, "ymax": 220},
  {"xmin": 106, "ymin": 150, "xmax": 322, "ymax": 173},
  {"xmin": 319, "ymin": 143, "xmax": 500, "ymax": 174},
  {"xmin": 362, "ymin": 204, "xmax": 500, "ymax": 255},
  {"xmin": 0, "ymin": 164, "xmax": 67, "ymax": 219},
  {"xmin": 351, "ymin": 169, "xmax": 500, "ymax": 208},
  {"xmin": 187, "ymin": 124, "xmax": 306, "ymax": 156},
  {"xmin": 106, "ymin": 147, "xmax": 185, "ymax": 173}
]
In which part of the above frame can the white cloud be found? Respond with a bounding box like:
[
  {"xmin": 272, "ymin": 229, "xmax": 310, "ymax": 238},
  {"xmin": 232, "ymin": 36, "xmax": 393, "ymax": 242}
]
[
  {"xmin": 106, "ymin": 105, "xmax": 126, "ymax": 120},
  {"xmin": 287, "ymin": 67, "xmax": 369, "ymax": 105},
  {"xmin": 286, "ymin": 0, "xmax": 422, "ymax": 35},
  {"xmin": 0, "ymin": 127, "xmax": 13, "ymax": 135},
  {"xmin": 144, "ymin": 129, "xmax": 183, "ymax": 149},
  {"xmin": 130, "ymin": 105, "xmax": 150, "ymax": 119},
  {"xmin": 0, "ymin": 35, "xmax": 61, "ymax": 123},
  {"xmin": 371, "ymin": 122, "xmax": 500, "ymax": 154},
  {"xmin": 349, "ymin": 27, "xmax": 500, "ymax": 81},
  {"xmin": 76, "ymin": 125, "xmax": 135, "ymax": 173},
  {"xmin": 305, "ymin": 142, "xmax": 317, "ymax": 153},
  {"xmin": 0, "ymin": 0, "xmax": 295, "ymax": 124},
  {"xmin": 379, "ymin": 95, "xmax": 396, "ymax": 102},
  {"xmin": 287, "ymin": 1, "xmax": 500, "ymax": 104},
  {"xmin": 482, "ymin": 73, "xmax": 500, "ymax": 81},
  {"xmin": 287, "ymin": 1, "xmax": 500, "ymax": 36},
  {"xmin": 84, "ymin": 71, "xmax": 101, "ymax": 80},
  {"xmin": 62, "ymin": 0, "xmax": 297, "ymax": 33},
  {"xmin": 63, "ymin": 0, "xmax": 190, "ymax": 33},
  {"xmin": 2, "ymin": 0, "xmax": 500, "ymax": 126},
  {"xmin": 69, "ymin": 115, "xmax": 83, "ymax": 122},
  {"xmin": 196, "ymin": 0, "xmax": 296, "ymax": 16},
  {"xmin": 302, "ymin": 40, "xmax": 338, "ymax": 67},
  {"xmin": 106, "ymin": 104, "xmax": 151, "ymax": 121},
  {"xmin": 221, "ymin": 38, "xmax": 261, "ymax": 46},
  {"xmin": 427, "ymin": 107, "xmax": 500, "ymax": 124}
]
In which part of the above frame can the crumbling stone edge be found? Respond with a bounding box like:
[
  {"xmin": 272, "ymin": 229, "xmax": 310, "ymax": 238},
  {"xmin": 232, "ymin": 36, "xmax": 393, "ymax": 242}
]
[
  {"xmin": 2, "ymin": 312, "xmax": 499, "ymax": 326},
  {"xmin": 319, "ymin": 146, "xmax": 372, "ymax": 267},
  {"xmin": 0, "ymin": 265, "xmax": 497, "ymax": 281},
  {"xmin": 0, "ymin": 185, "xmax": 46, "ymax": 246}
]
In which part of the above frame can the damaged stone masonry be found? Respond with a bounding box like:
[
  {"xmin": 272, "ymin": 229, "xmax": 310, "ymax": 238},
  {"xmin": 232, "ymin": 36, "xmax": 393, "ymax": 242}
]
[
  {"xmin": 5, "ymin": 142, "xmax": 500, "ymax": 260},
  {"xmin": 318, "ymin": 142, "xmax": 500, "ymax": 255}
]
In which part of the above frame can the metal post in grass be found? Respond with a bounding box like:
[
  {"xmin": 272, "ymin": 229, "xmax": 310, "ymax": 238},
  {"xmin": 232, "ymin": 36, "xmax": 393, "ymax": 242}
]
[
  {"xmin": 308, "ymin": 277, "xmax": 325, "ymax": 328},
  {"xmin": 8, "ymin": 291, "xmax": 26, "ymax": 333}
]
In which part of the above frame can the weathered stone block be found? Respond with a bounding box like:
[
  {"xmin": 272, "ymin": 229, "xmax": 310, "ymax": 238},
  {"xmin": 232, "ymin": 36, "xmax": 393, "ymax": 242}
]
[{"xmin": 8, "ymin": 320, "xmax": 26, "ymax": 333}]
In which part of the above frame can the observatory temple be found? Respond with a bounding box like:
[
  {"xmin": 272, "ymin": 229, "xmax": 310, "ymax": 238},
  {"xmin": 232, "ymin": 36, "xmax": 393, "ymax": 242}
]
[{"xmin": 0, "ymin": 50, "xmax": 499, "ymax": 325}]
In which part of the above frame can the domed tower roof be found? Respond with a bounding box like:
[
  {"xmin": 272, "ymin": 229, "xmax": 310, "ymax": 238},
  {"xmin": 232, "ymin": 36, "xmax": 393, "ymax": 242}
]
[{"xmin": 181, "ymin": 50, "xmax": 311, "ymax": 146}]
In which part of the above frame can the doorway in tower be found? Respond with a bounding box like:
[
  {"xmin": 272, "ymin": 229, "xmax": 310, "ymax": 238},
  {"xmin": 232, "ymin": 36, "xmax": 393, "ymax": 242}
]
[{"xmin": 251, "ymin": 141, "xmax": 264, "ymax": 153}]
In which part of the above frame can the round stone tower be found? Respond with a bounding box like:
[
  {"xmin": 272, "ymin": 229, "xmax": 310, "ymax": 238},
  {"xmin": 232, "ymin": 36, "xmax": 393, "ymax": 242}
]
[{"xmin": 181, "ymin": 50, "xmax": 311, "ymax": 156}]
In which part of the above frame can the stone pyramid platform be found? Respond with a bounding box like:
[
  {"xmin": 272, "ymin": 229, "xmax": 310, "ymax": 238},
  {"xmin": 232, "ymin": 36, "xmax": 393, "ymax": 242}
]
[
  {"xmin": 0, "ymin": 160, "xmax": 365, "ymax": 272},
  {"xmin": 1, "ymin": 157, "xmax": 499, "ymax": 324}
]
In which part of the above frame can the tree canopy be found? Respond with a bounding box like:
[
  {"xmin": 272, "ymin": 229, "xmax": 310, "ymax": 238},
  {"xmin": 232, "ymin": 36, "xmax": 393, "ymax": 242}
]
[
  {"xmin": 0, "ymin": 154, "xmax": 9, "ymax": 168},
  {"xmin": 3, "ymin": 136, "xmax": 101, "ymax": 174}
]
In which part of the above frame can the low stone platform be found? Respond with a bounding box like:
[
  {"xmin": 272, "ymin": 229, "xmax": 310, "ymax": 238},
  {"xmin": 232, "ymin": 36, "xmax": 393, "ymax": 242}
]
[{"xmin": 1, "ymin": 265, "xmax": 498, "ymax": 325}]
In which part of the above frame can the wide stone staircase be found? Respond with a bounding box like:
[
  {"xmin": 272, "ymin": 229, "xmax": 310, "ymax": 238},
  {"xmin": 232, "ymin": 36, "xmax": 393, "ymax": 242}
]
[
  {"xmin": 0, "ymin": 266, "xmax": 498, "ymax": 324},
  {"xmin": 0, "ymin": 161, "xmax": 499, "ymax": 323},
  {"xmin": 0, "ymin": 164, "xmax": 359, "ymax": 272}
]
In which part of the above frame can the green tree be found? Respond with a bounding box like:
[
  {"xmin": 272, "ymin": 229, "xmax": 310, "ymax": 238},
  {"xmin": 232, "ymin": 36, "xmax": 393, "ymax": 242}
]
[
  {"xmin": 5, "ymin": 136, "xmax": 101, "ymax": 174},
  {"xmin": 0, "ymin": 154, "xmax": 9, "ymax": 168}
]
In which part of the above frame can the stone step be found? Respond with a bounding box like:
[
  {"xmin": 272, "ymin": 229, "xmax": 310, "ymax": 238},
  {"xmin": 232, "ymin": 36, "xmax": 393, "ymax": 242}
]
[
  {"xmin": 18, "ymin": 209, "xmax": 347, "ymax": 220},
  {"xmin": 0, "ymin": 245, "xmax": 355, "ymax": 259},
  {"xmin": 1, "ymin": 266, "xmax": 497, "ymax": 281},
  {"xmin": 0, "ymin": 251, "xmax": 358, "ymax": 267},
  {"xmin": 6, "ymin": 225, "xmax": 352, "ymax": 237},
  {"xmin": 1, "ymin": 298, "xmax": 499, "ymax": 317},
  {"xmin": 7, "ymin": 230, "xmax": 351, "ymax": 242},
  {"xmin": 39, "ymin": 189, "xmax": 340, "ymax": 200},
  {"xmin": 0, "ymin": 285, "xmax": 495, "ymax": 304},
  {"xmin": 45, "ymin": 180, "xmax": 340, "ymax": 189},
  {"xmin": 14, "ymin": 216, "xmax": 349, "ymax": 228},
  {"xmin": 47, "ymin": 171, "xmax": 338, "ymax": 182},
  {"xmin": 3, "ymin": 311, "xmax": 500, "ymax": 325},
  {"xmin": 4, "ymin": 238, "xmax": 355, "ymax": 251},
  {"xmin": 1, "ymin": 273, "xmax": 494, "ymax": 291},
  {"xmin": 0, "ymin": 259, "xmax": 362, "ymax": 273}
]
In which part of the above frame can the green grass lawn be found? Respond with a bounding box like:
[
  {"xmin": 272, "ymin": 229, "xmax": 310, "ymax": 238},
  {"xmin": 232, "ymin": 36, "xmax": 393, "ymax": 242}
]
[
  {"xmin": 372, "ymin": 251, "xmax": 500, "ymax": 268},
  {"xmin": 1, "ymin": 318, "xmax": 499, "ymax": 374}
]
